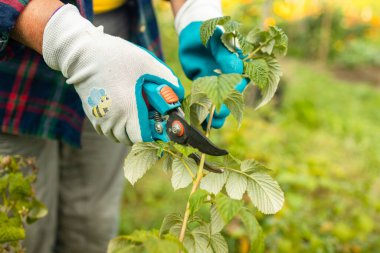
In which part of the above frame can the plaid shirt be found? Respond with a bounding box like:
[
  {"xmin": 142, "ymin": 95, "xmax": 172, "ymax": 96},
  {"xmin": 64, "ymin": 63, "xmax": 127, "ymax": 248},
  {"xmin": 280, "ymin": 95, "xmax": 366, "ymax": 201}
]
[{"xmin": 0, "ymin": 0, "xmax": 163, "ymax": 147}]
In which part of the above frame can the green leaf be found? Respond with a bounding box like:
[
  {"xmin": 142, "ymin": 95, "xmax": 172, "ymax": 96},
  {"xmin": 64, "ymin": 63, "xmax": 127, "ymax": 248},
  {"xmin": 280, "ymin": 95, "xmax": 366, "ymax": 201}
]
[
  {"xmin": 246, "ymin": 173, "xmax": 284, "ymax": 214},
  {"xmin": 200, "ymin": 171, "xmax": 228, "ymax": 195},
  {"xmin": 193, "ymin": 74, "xmax": 242, "ymax": 110},
  {"xmin": 107, "ymin": 236, "xmax": 138, "ymax": 253},
  {"xmin": 261, "ymin": 39, "xmax": 275, "ymax": 55},
  {"xmin": 215, "ymin": 194, "xmax": 243, "ymax": 223},
  {"xmin": 256, "ymin": 57, "xmax": 282, "ymax": 109},
  {"xmin": 225, "ymin": 172, "xmax": 247, "ymax": 200},
  {"xmin": 222, "ymin": 20, "xmax": 241, "ymax": 33},
  {"xmin": 109, "ymin": 231, "xmax": 184, "ymax": 253},
  {"xmin": 221, "ymin": 32, "xmax": 236, "ymax": 53},
  {"xmin": 171, "ymin": 157, "xmax": 197, "ymax": 190},
  {"xmin": 241, "ymin": 159, "xmax": 271, "ymax": 174},
  {"xmin": 155, "ymin": 154, "xmax": 173, "ymax": 174},
  {"xmin": 189, "ymin": 189, "xmax": 208, "ymax": 215},
  {"xmin": 187, "ymin": 94, "xmax": 211, "ymax": 127},
  {"xmin": 0, "ymin": 216, "xmax": 25, "ymax": 243},
  {"xmin": 246, "ymin": 29, "xmax": 268, "ymax": 45},
  {"xmin": 200, "ymin": 16, "xmax": 231, "ymax": 46},
  {"xmin": 237, "ymin": 33, "xmax": 254, "ymax": 55},
  {"xmin": 210, "ymin": 205, "xmax": 225, "ymax": 234},
  {"xmin": 181, "ymin": 96, "xmax": 192, "ymax": 123},
  {"xmin": 240, "ymin": 209, "xmax": 265, "ymax": 253},
  {"xmin": 244, "ymin": 59, "xmax": 269, "ymax": 89},
  {"xmin": 210, "ymin": 233, "xmax": 228, "ymax": 253},
  {"xmin": 144, "ymin": 235, "xmax": 183, "ymax": 253},
  {"xmin": 184, "ymin": 225, "xmax": 213, "ymax": 253},
  {"xmin": 124, "ymin": 142, "xmax": 160, "ymax": 185},
  {"xmin": 190, "ymin": 104, "xmax": 209, "ymax": 126},
  {"xmin": 268, "ymin": 26, "xmax": 288, "ymax": 57},
  {"xmin": 224, "ymin": 90, "xmax": 244, "ymax": 126},
  {"xmin": 160, "ymin": 213, "xmax": 183, "ymax": 237},
  {"xmin": 8, "ymin": 172, "xmax": 32, "ymax": 199},
  {"xmin": 172, "ymin": 144, "xmax": 199, "ymax": 157},
  {"xmin": 27, "ymin": 200, "xmax": 48, "ymax": 224}
]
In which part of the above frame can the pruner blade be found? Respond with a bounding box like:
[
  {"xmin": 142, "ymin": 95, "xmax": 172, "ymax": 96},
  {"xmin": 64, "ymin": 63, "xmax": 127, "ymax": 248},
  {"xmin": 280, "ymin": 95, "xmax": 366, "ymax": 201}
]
[{"xmin": 166, "ymin": 110, "xmax": 228, "ymax": 156}]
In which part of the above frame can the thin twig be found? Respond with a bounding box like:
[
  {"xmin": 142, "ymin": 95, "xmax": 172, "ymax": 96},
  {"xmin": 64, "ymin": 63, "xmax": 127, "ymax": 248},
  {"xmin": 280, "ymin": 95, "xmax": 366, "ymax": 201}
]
[{"xmin": 178, "ymin": 106, "xmax": 216, "ymax": 245}]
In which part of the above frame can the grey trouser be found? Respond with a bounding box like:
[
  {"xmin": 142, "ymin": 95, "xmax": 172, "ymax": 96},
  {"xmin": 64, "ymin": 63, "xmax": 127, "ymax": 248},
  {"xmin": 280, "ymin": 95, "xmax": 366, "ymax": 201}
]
[
  {"xmin": 0, "ymin": 119, "xmax": 128, "ymax": 253},
  {"xmin": 0, "ymin": 7, "xmax": 131, "ymax": 253}
]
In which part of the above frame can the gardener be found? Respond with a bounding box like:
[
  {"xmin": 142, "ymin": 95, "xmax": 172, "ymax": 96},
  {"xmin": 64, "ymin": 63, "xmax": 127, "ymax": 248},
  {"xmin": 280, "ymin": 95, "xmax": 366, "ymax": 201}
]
[{"xmin": 0, "ymin": 0, "xmax": 245, "ymax": 252}]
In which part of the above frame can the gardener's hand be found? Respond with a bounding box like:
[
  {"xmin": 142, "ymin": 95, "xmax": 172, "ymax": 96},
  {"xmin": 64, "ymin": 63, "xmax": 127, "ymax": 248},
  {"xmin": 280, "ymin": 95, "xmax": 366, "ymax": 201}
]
[
  {"xmin": 42, "ymin": 5, "xmax": 184, "ymax": 144},
  {"xmin": 174, "ymin": 0, "xmax": 248, "ymax": 129}
]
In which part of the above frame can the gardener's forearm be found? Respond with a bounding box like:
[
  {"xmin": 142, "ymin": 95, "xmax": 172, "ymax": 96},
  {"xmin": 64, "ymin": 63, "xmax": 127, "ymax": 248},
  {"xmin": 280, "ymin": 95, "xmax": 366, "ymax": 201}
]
[
  {"xmin": 11, "ymin": 0, "xmax": 64, "ymax": 54},
  {"xmin": 169, "ymin": 0, "xmax": 186, "ymax": 16}
]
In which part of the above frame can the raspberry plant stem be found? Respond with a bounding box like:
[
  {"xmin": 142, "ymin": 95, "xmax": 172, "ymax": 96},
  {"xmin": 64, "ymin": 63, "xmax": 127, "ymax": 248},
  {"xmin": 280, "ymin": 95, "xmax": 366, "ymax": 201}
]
[{"xmin": 178, "ymin": 106, "xmax": 216, "ymax": 245}]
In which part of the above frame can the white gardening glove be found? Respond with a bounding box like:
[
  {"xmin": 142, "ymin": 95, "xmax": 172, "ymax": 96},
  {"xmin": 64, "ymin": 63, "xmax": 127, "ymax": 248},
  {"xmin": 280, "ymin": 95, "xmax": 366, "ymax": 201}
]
[{"xmin": 42, "ymin": 4, "xmax": 184, "ymax": 144}]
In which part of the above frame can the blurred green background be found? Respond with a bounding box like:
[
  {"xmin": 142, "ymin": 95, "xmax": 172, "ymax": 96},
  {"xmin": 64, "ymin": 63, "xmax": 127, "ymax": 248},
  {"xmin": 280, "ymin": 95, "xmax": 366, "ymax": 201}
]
[{"xmin": 119, "ymin": 0, "xmax": 380, "ymax": 252}]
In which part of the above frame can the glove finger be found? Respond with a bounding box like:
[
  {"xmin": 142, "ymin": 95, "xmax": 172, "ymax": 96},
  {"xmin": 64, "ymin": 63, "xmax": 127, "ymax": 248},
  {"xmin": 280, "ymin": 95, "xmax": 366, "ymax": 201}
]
[
  {"xmin": 210, "ymin": 116, "xmax": 226, "ymax": 129},
  {"xmin": 236, "ymin": 78, "xmax": 249, "ymax": 93},
  {"xmin": 202, "ymin": 113, "xmax": 227, "ymax": 130},
  {"xmin": 213, "ymin": 104, "xmax": 230, "ymax": 118},
  {"xmin": 112, "ymin": 120, "xmax": 133, "ymax": 146},
  {"xmin": 131, "ymin": 84, "xmax": 153, "ymax": 143},
  {"xmin": 209, "ymin": 28, "xmax": 244, "ymax": 75},
  {"xmin": 178, "ymin": 22, "xmax": 220, "ymax": 80}
]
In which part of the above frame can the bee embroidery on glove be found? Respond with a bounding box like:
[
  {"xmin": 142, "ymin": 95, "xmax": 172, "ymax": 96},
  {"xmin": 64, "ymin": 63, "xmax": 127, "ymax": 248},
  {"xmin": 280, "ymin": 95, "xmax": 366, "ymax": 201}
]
[{"xmin": 87, "ymin": 88, "xmax": 112, "ymax": 118}]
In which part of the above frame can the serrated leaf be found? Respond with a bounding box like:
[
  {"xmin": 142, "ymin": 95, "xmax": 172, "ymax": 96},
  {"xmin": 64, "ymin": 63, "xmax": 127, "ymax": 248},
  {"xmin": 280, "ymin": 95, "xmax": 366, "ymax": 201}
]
[
  {"xmin": 155, "ymin": 154, "xmax": 173, "ymax": 174},
  {"xmin": 269, "ymin": 26, "xmax": 288, "ymax": 57},
  {"xmin": 222, "ymin": 20, "xmax": 241, "ymax": 33},
  {"xmin": 246, "ymin": 29, "xmax": 268, "ymax": 45},
  {"xmin": 160, "ymin": 213, "xmax": 183, "ymax": 236},
  {"xmin": 200, "ymin": 171, "xmax": 228, "ymax": 195},
  {"xmin": 189, "ymin": 189, "xmax": 208, "ymax": 215},
  {"xmin": 215, "ymin": 194, "xmax": 243, "ymax": 223},
  {"xmin": 144, "ymin": 235, "xmax": 182, "ymax": 253},
  {"xmin": 237, "ymin": 33, "xmax": 254, "ymax": 55},
  {"xmin": 172, "ymin": 144, "xmax": 199, "ymax": 157},
  {"xmin": 241, "ymin": 159, "xmax": 271, "ymax": 174},
  {"xmin": 200, "ymin": 16, "xmax": 231, "ymax": 46},
  {"xmin": 221, "ymin": 32, "xmax": 236, "ymax": 53},
  {"xmin": 171, "ymin": 157, "xmax": 197, "ymax": 190},
  {"xmin": 210, "ymin": 205, "xmax": 225, "ymax": 234},
  {"xmin": 190, "ymin": 104, "xmax": 209, "ymax": 126},
  {"xmin": 244, "ymin": 59, "xmax": 269, "ymax": 89},
  {"xmin": 107, "ymin": 236, "xmax": 137, "ymax": 253},
  {"xmin": 210, "ymin": 233, "xmax": 228, "ymax": 253},
  {"xmin": 240, "ymin": 209, "xmax": 265, "ymax": 253},
  {"xmin": 261, "ymin": 39, "xmax": 275, "ymax": 55},
  {"xmin": 0, "ymin": 217, "xmax": 25, "ymax": 243},
  {"xmin": 224, "ymin": 90, "xmax": 244, "ymax": 126},
  {"xmin": 193, "ymin": 74, "xmax": 242, "ymax": 110},
  {"xmin": 225, "ymin": 172, "xmax": 248, "ymax": 200},
  {"xmin": 246, "ymin": 173, "xmax": 284, "ymax": 214},
  {"xmin": 110, "ymin": 231, "xmax": 184, "ymax": 253},
  {"xmin": 27, "ymin": 200, "xmax": 48, "ymax": 224},
  {"xmin": 181, "ymin": 96, "xmax": 192, "ymax": 122},
  {"xmin": 8, "ymin": 172, "xmax": 32, "ymax": 199},
  {"xmin": 184, "ymin": 225, "xmax": 213, "ymax": 253},
  {"xmin": 256, "ymin": 57, "xmax": 282, "ymax": 109},
  {"xmin": 124, "ymin": 143, "xmax": 160, "ymax": 185}
]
